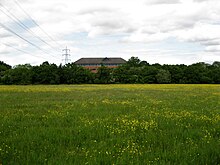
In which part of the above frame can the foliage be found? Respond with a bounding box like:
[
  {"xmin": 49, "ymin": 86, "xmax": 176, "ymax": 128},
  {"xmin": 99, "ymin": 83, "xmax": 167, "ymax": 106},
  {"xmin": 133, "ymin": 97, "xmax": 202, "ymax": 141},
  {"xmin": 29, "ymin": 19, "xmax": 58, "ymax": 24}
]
[
  {"xmin": 59, "ymin": 63, "xmax": 94, "ymax": 84},
  {"xmin": 1, "ymin": 64, "xmax": 32, "ymax": 85},
  {"xmin": 126, "ymin": 56, "xmax": 142, "ymax": 67},
  {"xmin": 0, "ymin": 58, "xmax": 220, "ymax": 84},
  {"xmin": 0, "ymin": 61, "xmax": 11, "ymax": 84},
  {"xmin": 0, "ymin": 85, "xmax": 219, "ymax": 164},
  {"xmin": 32, "ymin": 62, "xmax": 60, "ymax": 84},
  {"xmin": 183, "ymin": 63, "xmax": 212, "ymax": 84},
  {"xmin": 0, "ymin": 61, "xmax": 11, "ymax": 72},
  {"xmin": 95, "ymin": 66, "xmax": 112, "ymax": 84},
  {"xmin": 156, "ymin": 69, "xmax": 171, "ymax": 84}
]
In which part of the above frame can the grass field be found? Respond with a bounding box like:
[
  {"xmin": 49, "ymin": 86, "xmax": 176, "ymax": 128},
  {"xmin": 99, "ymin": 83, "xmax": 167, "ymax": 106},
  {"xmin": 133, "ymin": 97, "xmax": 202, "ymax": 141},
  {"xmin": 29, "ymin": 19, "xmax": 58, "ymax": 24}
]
[{"xmin": 0, "ymin": 84, "xmax": 220, "ymax": 164}]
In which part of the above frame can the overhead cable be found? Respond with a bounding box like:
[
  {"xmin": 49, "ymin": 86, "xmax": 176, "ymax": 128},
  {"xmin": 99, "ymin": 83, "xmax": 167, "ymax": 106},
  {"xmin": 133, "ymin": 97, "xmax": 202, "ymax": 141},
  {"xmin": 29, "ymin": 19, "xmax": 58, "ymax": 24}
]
[
  {"xmin": 0, "ymin": 3, "xmax": 59, "ymax": 53},
  {"xmin": 14, "ymin": 0, "xmax": 63, "ymax": 48},
  {"xmin": 0, "ymin": 23, "xmax": 56, "ymax": 57},
  {"xmin": 0, "ymin": 42, "xmax": 47, "ymax": 59}
]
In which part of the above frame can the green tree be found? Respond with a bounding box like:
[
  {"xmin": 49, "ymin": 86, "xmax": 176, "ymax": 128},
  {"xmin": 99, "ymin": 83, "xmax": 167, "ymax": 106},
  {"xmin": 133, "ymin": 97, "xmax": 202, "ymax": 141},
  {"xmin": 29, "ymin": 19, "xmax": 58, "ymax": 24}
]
[
  {"xmin": 126, "ymin": 67, "xmax": 143, "ymax": 83},
  {"xmin": 140, "ymin": 66, "xmax": 158, "ymax": 84},
  {"xmin": 212, "ymin": 61, "xmax": 220, "ymax": 67},
  {"xmin": 59, "ymin": 63, "xmax": 94, "ymax": 84},
  {"xmin": 95, "ymin": 66, "xmax": 112, "ymax": 84},
  {"xmin": 162, "ymin": 64, "xmax": 186, "ymax": 83},
  {"xmin": 59, "ymin": 63, "xmax": 78, "ymax": 84},
  {"xmin": 114, "ymin": 57, "xmax": 152, "ymax": 83},
  {"xmin": 126, "ymin": 57, "xmax": 141, "ymax": 67},
  {"xmin": 113, "ymin": 65, "xmax": 144, "ymax": 84},
  {"xmin": 32, "ymin": 62, "xmax": 60, "ymax": 84},
  {"xmin": 209, "ymin": 61, "xmax": 220, "ymax": 83},
  {"xmin": 0, "ymin": 61, "xmax": 12, "ymax": 84},
  {"xmin": 156, "ymin": 69, "xmax": 171, "ymax": 84},
  {"xmin": 113, "ymin": 65, "xmax": 129, "ymax": 83},
  {"xmin": 140, "ymin": 60, "xmax": 149, "ymax": 66},
  {"xmin": 0, "ymin": 61, "xmax": 11, "ymax": 72},
  {"xmin": 73, "ymin": 67, "xmax": 94, "ymax": 84},
  {"xmin": 184, "ymin": 63, "xmax": 211, "ymax": 84},
  {"xmin": 1, "ymin": 64, "xmax": 32, "ymax": 85}
]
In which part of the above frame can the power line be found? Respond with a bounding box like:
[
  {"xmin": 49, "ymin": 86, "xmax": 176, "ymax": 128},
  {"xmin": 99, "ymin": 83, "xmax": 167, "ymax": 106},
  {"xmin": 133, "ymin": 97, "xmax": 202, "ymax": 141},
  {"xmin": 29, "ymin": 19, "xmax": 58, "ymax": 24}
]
[
  {"xmin": 0, "ymin": 42, "xmax": 47, "ymax": 60},
  {"xmin": 0, "ymin": 23, "xmax": 56, "ymax": 57},
  {"xmin": 0, "ymin": 0, "xmax": 64, "ymax": 61},
  {"xmin": 13, "ymin": 0, "xmax": 63, "ymax": 48},
  {"xmin": 0, "ymin": 3, "xmax": 59, "ymax": 53}
]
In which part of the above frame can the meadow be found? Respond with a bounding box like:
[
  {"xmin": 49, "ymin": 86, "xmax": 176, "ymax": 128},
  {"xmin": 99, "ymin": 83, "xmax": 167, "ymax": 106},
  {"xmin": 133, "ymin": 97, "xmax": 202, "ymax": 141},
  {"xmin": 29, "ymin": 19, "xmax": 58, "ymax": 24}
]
[{"xmin": 0, "ymin": 84, "xmax": 219, "ymax": 164}]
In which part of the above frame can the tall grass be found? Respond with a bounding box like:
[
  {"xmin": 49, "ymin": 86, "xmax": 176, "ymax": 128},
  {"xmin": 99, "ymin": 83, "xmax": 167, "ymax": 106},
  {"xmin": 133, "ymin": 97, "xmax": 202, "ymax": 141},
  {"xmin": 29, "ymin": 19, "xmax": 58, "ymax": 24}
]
[{"xmin": 0, "ymin": 85, "xmax": 219, "ymax": 164}]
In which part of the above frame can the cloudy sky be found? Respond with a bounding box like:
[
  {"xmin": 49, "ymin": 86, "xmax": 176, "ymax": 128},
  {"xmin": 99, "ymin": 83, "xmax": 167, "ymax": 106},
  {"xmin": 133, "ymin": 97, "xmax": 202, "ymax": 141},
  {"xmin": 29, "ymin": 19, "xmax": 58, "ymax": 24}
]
[{"xmin": 0, "ymin": 0, "xmax": 220, "ymax": 66}]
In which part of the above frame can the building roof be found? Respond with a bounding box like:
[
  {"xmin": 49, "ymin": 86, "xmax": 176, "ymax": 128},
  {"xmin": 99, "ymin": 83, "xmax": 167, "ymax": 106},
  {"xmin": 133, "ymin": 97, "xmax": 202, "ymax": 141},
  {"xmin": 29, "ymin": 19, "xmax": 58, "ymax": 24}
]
[{"xmin": 74, "ymin": 57, "xmax": 126, "ymax": 65}]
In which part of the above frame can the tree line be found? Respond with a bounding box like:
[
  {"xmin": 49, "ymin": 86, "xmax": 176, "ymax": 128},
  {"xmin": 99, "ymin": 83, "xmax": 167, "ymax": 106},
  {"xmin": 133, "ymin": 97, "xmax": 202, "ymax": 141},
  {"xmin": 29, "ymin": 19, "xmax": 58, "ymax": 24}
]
[{"xmin": 0, "ymin": 57, "xmax": 220, "ymax": 85}]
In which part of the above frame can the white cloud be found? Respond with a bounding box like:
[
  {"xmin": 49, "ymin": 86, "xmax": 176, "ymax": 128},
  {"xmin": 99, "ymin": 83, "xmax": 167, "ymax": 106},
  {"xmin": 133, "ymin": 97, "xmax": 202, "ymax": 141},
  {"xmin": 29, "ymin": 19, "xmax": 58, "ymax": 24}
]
[
  {"xmin": 205, "ymin": 46, "xmax": 220, "ymax": 52},
  {"xmin": 0, "ymin": 28, "xmax": 10, "ymax": 38},
  {"xmin": 174, "ymin": 23, "xmax": 220, "ymax": 50},
  {"xmin": 0, "ymin": 0, "xmax": 220, "ymax": 66}
]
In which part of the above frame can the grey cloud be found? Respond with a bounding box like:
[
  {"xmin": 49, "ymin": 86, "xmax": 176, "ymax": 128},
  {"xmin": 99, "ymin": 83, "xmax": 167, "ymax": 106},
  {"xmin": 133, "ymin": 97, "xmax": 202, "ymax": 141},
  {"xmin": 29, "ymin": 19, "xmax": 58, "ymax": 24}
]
[
  {"xmin": 140, "ymin": 28, "xmax": 158, "ymax": 35},
  {"xmin": 124, "ymin": 27, "xmax": 137, "ymax": 33},
  {"xmin": 158, "ymin": 20, "xmax": 195, "ymax": 33},
  {"xmin": 77, "ymin": 7, "xmax": 115, "ymax": 15},
  {"xmin": 181, "ymin": 35, "xmax": 218, "ymax": 43},
  {"xmin": 155, "ymin": 7, "xmax": 214, "ymax": 34},
  {"xmin": 88, "ymin": 19, "xmax": 135, "ymax": 37},
  {"xmin": 200, "ymin": 39, "xmax": 220, "ymax": 46},
  {"xmin": 81, "ymin": 8, "xmax": 137, "ymax": 36},
  {"xmin": 91, "ymin": 18, "xmax": 136, "ymax": 34},
  {"xmin": 0, "ymin": 33, "xmax": 11, "ymax": 38},
  {"xmin": 140, "ymin": 15, "xmax": 196, "ymax": 35},
  {"xmin": 0, "ymin": 50, "xmax": 10, "ymax": 54},
  {"xmin": 92, "ymin": 20, "xmax": 124, "ymax": 29},
  {"xmin": 193, "ymin": 0, "xmax": 208, "ymax": 2},
  {"xmin": 145, "ymin": 0, "xmax": 181, "ymax": 5}
]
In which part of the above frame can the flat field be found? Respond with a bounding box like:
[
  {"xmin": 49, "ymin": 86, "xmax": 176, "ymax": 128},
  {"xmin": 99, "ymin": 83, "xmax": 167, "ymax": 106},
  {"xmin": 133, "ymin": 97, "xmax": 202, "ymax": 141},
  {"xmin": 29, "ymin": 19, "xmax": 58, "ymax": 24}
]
[{"xmin": 0, "ymin": 85, "xmax": 220, "ymax": 164}]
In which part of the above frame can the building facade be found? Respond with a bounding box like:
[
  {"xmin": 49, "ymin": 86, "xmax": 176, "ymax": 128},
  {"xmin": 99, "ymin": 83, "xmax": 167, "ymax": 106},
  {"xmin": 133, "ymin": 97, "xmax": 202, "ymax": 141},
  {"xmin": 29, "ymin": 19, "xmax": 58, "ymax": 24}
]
[{"xmin": 74, "ymin": 57, "xmax": 126, "ymax": 72}]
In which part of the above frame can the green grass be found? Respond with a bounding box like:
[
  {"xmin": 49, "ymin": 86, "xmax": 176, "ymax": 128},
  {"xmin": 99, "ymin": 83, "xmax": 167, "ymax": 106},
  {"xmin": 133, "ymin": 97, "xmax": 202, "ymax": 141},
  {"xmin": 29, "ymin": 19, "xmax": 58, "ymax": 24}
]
[{"xmin": 0, "ymin": 85, "xmax": 220, "ymax": 164}]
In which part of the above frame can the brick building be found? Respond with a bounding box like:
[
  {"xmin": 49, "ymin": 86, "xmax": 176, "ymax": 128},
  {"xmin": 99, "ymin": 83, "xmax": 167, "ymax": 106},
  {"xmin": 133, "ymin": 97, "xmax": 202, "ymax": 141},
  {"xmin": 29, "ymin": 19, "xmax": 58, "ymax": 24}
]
[{"xmin": 74, "ymin": 57, "xmax": 126, "ymax": 72}]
